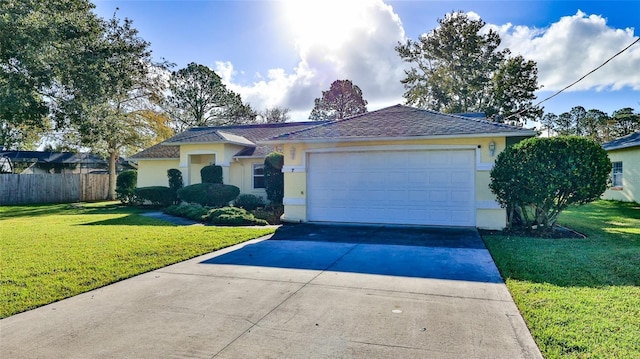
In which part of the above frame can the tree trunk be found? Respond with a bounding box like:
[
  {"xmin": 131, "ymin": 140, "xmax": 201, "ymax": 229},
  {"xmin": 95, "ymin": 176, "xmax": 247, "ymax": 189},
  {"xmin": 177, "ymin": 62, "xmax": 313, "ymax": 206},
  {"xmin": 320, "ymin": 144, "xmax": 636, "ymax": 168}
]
[{"xmin": 108, "ymin": 150, "xmax": 118, "ymax": 200}]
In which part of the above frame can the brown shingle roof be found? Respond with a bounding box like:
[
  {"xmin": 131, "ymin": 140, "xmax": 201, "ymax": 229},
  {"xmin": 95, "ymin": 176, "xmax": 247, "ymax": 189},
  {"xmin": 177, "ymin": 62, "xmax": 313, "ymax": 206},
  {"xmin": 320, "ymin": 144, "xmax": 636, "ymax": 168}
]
[
  {"xmin": 131, "ymin": 122, "xmax": 328, "ymax": 159},
  {"xmin": 265, "ymin": 104, "xmax": 535, "ymax": 142},
  {"xmin": 129, "ymin": 143, "xmax": 180, "ymax": 159}
]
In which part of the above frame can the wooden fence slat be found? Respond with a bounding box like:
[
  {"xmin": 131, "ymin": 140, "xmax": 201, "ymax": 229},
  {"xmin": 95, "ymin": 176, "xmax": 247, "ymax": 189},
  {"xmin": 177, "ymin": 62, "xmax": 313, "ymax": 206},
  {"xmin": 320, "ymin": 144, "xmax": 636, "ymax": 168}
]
[{"xmin": 0, "ymin": 174, "xmax": 109, "ymax": 205}]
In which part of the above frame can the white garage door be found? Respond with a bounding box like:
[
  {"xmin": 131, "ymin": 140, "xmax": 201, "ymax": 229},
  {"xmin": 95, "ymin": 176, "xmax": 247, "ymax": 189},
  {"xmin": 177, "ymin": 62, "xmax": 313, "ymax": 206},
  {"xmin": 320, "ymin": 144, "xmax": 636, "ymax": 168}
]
[{"xmin": 307, "ymin": 150, "xmax": 475, "ymax": 226}]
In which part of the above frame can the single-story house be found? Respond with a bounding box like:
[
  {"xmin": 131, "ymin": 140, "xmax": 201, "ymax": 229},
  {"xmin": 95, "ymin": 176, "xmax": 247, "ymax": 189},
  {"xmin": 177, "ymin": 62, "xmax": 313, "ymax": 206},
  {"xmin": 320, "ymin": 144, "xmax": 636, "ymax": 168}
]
[
  {"xmin": 132, "ymin": 104, "xmax": 535, "ymax": 229},
  {"xmin": 0, "ymin": 150, "xmax": 136, "ymax": 174},
  {"xmin": 601, "ymin": 131, "xmax": 640, "ymax": 203}
]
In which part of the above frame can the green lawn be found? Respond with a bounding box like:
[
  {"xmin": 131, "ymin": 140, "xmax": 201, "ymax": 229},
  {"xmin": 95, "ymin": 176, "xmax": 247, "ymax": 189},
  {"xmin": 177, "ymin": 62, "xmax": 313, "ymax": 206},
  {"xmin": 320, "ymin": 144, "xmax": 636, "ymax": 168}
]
[
  {"xmin": 0, "ymin": 202, "xmax": 275, "ymax": 319},
  {"xmin": 483, "ymin": 200, "xmax": 640, "ymax": 359}
]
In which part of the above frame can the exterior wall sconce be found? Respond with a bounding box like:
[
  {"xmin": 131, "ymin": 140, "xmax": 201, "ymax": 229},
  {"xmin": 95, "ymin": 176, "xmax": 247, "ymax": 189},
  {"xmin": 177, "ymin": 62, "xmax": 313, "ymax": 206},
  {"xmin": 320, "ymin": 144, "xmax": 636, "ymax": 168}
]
[
  {"xmin": 489, "ymin": 141, "xmax": 496, "ymax": 157},
  {"xmin": 290, "ymin": 146, "xmax": 296, "ymax": 160}
]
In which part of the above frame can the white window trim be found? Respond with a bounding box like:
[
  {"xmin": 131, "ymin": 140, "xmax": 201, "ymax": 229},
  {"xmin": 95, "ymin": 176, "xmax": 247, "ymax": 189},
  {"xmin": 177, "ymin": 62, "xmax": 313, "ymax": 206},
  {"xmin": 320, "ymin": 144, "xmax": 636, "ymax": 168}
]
[
  {"xmin": 612, "ymin": 161, "xmax": 623, "ymax": 188},
  {"xmin": 252, "ymin": 163, "xmax": 265, "ymax": 189}
]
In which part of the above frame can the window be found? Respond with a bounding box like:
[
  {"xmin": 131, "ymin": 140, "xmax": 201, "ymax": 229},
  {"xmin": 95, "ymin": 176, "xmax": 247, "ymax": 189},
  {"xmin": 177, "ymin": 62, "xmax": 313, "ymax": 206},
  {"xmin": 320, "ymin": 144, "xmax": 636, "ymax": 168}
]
[
  {"xmin": 612, "ymin": 161, "xmax": 623, "ymax": 187},
  {"xmin": 253, "ymin": 163, "xmax": 265, "ymax": 189}
]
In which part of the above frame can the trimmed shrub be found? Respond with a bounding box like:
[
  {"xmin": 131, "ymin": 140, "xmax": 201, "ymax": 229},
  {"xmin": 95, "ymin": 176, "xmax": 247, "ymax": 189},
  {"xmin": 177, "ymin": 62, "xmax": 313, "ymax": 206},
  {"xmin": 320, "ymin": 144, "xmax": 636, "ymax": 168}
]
[
  {"xmin": 490, "ymin": 136, "xmax": 611, "ymax": 232},
  {"xmin": 177, "ymin": 183, "xmax": 240, "ymax": 207},
  {"xmin": 134, "ymin": 186, "xmax": 174, "ymax": 207},
  {"xmin": 252, "ymin": 204, "xmax": 284, "ymax": 225},
  {"xmin": 205, "ymin": 206, "xmax": 268, "ymax": 226},
  {"xmin": 165, "ymin": 203, "xmax": 209, "ymax": 221},
  {"xmin": 115, "ymin": 170, "xmax": 137, "ymax": 205},
  {"xmin": 264, "ymin": 152, "xmax": 284, "ymax": 205},
  {"xmin": 234, "ymin": 194, "xmax": 265, "ymax": 211},
  {"xmin": 167, "ymin": 169, "xmax": 183, "ymax": 204},
  {"xmin": 201, "ymin": 165, "xmax": 223, "ymax": 184}
]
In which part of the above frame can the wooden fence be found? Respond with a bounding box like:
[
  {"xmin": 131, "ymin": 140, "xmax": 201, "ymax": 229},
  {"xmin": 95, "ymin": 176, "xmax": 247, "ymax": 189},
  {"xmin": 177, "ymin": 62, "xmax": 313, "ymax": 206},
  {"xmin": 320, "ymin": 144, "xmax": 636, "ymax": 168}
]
[{"xmin": 0, "ymin": 174, "xmax": 110, "ymax": 205}]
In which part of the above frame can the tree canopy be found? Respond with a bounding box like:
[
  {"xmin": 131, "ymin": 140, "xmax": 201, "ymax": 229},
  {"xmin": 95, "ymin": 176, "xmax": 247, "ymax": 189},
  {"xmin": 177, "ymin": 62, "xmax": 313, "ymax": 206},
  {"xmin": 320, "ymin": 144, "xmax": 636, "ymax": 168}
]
[
  {"xmin": 0, "ymin": 0, "xmax": 103, "ymax": 149},
  {"xmin": 164, "ymin": 63, "xmax": 256, "ymax": 131},
  {"xmin": 396, "ymin": 11, "xmax": 541, "ymax": 126},
  {"xmin": 541, "ymin": 106, "xmax": 639, "ymax": 142},
  {"xmin": 309, "ymin": 79, "xmax": 368, "ymax": 121},
  {"xmin": 259, "ymin": 106, "xmax": 290, "ymax": 123}
]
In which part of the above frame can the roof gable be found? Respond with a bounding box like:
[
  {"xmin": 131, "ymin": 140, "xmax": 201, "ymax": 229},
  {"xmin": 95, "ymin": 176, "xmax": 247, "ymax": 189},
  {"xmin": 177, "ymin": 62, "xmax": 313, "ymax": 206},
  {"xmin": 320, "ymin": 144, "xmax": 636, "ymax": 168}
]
[
  {"xmin": 602, "ymin": 131, "xmax": 640, "ymax": 151},
  {"xmin": 264, "ymin": 105, "xmax": 535, "ymax": 142}
]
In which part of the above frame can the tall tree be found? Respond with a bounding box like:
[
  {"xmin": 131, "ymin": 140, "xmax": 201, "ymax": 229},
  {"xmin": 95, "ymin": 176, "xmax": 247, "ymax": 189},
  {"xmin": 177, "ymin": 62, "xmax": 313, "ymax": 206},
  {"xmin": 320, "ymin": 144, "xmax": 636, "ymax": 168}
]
[
  {"xmin": 63, "ymin": 15, "xmax": 172, "ymax": 199},
  {"xmin": 259, "ymin": 106, "xmax": 290, "ymax": 123},
  {"xmin": 396, "ymin": 11, "xmax": 541, "ymax": 126},
  {"xmin": 0, "ymin": 0, "xmax": 103, "ymax": 149},
  {"xmin": 309, "ymin": 79, "xmax": 368, "ymax": 121},
  {"xmin": 610, "ymin": 107, "xmax": 640, "ymax": 139},
  {"xmin": 164, "ymin": 63, "xmax": 256, "ymax": 131}
]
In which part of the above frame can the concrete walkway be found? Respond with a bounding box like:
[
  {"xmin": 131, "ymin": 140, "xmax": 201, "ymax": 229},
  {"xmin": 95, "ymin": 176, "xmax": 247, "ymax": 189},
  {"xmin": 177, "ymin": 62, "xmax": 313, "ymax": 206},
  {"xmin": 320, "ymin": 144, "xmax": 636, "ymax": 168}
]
[{"xmin": 0, "ymin": 224, "xmax": 542, "ymax": 359}]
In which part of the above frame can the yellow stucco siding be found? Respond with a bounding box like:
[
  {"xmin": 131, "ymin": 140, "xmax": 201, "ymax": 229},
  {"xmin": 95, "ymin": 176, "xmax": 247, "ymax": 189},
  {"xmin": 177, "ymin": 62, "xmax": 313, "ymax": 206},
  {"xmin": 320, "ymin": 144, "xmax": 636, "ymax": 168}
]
[
  {"xmin": 136, "ymin": 159, "xmax": 180, "ymax": 188},
  {"xmin": 602, "ymin": 148, "xmax": 640, "ymax": 203},
  {"xmin": 230, "ymin": 158, "xmax": 267, "ymax": 199},
  {"xmin": 281, "ymin": 137, "xmax": 508, "ymax": 229}
]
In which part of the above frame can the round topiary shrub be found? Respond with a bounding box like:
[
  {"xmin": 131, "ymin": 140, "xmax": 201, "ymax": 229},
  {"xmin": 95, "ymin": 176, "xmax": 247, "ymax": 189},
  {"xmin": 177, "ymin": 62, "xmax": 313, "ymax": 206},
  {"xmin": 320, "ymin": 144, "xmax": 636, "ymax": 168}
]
[
  {"xmin": 200, "ymin": 165, "xmax": 223, "ymax": 184},
  {"xmin": 177, "ymin": 183, "xmax": 240, "ymax": 207},
  {"xmin": 490, "ymin": 136, "xmax": 611, "ymax": 232},
  {"xmin": 134, "ymin": 186, "xmax": 175, "ymax": 207},
  {"xmin": 234, "ymin": 194, "xmax": 265, "ymax": 211},
  {"xmin": 115, "ymin": 170, "xmax": 137, "ymax": 205}
]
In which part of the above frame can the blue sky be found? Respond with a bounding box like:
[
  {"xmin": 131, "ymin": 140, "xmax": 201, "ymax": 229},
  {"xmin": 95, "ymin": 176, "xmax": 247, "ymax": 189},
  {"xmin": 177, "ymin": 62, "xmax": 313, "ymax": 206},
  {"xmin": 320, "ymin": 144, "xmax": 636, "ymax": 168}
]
[{"xmin": 92, "ymin": 0, "xmax": 640, "ymax": 123}]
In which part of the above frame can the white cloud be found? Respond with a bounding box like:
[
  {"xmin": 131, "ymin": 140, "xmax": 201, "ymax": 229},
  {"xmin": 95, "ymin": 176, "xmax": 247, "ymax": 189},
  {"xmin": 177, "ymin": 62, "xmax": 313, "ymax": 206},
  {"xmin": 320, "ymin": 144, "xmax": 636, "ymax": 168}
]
[
  {"xmin": 489, "ymin": 11, "xmax": 640, "ymax": 92},
  {"xmin": 221, "ymin": 0, "xmax": 407, "ymax": 121}
]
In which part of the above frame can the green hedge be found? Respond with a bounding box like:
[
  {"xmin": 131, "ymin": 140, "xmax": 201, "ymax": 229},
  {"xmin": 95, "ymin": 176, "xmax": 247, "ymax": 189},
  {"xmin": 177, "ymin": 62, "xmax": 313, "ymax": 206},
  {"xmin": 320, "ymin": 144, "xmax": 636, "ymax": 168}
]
[
  {"xmin": 135, "ymin": 186, "xmax": 174, "ymax": 207},
  {"xmin": 164, "ymin": 203, "xmax": 209, "ymax": 221},
  {"xmin": 177, "ymin": 183, "xmax": 240, "ymax": 207},
  {"xmin": 115, "ymin": 170, "xmax": 137, "ymax": 205},
  {"xmin": 205, "ymin": 207, "xmax": 268, "ymax": 226},
  {"xmin": 234, "ymin": 194, "xmax": 265, "ymax": 211},
  {"xmin": 200, "ymin": 165, "xmax": 223, "ymax": 184}
]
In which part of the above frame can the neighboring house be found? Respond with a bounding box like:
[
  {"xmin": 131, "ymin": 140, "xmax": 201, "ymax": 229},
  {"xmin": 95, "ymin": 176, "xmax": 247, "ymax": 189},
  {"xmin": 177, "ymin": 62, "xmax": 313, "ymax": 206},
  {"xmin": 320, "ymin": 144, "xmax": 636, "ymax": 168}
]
[
  {"xmin": 601, "ymin": 131, "xmax": 640, "ymax": 203},
  {"xmin": 0, "ymin": 151, "xmax": 136, "ymax": 174},
  {"xmin": 134, "ymin": 105, "xmax": 535, "ymax": 229}
]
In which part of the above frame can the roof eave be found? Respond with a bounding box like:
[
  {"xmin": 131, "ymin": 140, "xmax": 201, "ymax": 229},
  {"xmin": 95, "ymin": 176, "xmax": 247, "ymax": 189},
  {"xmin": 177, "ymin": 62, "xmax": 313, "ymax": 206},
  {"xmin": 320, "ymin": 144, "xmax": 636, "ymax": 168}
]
[
  {"xmin": 259, "ymin": 131, "xmax": 537, "ymax": 144},
  {"xmin": 130, "ymin": 157, "xmax": 179, "ymax": 160},
  {"xmin": 604, "ymin": 143, "xmax": 640, "ymax": 151},
  {"xmin": 161, "ymin": 140, "xmax": 256, "ymax": 147}
]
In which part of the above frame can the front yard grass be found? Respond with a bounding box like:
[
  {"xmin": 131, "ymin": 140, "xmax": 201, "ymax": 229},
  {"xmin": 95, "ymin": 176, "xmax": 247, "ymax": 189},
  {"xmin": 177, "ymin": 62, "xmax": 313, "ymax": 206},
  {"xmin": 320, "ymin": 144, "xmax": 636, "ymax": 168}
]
[
  {"xmin": 483, "ymin": 200, "xmax": 640, "ymax": 359},
  {"xmin": 0, "ymin": 202, "xmax": 275, "ymax": 319}
]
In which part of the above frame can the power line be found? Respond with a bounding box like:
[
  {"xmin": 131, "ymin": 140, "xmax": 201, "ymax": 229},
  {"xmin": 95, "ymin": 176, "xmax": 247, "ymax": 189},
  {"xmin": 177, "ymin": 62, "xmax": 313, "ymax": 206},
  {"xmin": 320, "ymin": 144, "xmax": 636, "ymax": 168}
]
[{"xmin": 504, "ymin": 37, "xmax": 640, "ymax": 122}]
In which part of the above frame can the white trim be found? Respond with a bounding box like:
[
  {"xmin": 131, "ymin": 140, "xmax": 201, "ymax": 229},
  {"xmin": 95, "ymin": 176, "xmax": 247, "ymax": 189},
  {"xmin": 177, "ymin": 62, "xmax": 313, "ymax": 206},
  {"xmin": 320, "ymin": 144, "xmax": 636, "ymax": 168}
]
[
  {"xmin": 475, "ymin": 148, "xmax": 494, "ymax": 171},
  {"xmin": 282, "ymin": 165, "xmax": 306, "ymax": 173},
  {"xmin": 132, "ymin": 158, "xmax": 179, "ymax": 161},
  {"xmin": 260, "ymin": 131, "xmax": 536, "ymax": 144},
  {"xmin": 283, "ymin": 197, "xmax": 306, "ymax": 206},
  {"xmin": 302, "ymin": 145, "xmax": 478, "ymax": 170},
  {"xmin": 252, "ymin": 162, "xmax": 265, "ymax": 189},
  {"xmin": 304, "ymin": 144, "xmax": 477, "ymax": 153},
  {"xmin": 476, "ymin": 200, "xmax": 502, "ymax": 209},
  {"xmin": 217, "ymin": 162, "xmax": 231, "ymax": 167}
]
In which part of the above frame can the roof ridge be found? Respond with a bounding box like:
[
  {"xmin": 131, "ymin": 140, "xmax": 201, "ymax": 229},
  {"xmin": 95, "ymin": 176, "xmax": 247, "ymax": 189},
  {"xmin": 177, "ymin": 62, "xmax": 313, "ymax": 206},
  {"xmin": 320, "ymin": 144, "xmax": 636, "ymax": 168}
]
[
  {"xmin": 266, "ymin": 105, "xmax": 405, "ymax": 140},
  {"xmin": 411, "ymin": 106, "xmax": 526, "ymax": 131}
]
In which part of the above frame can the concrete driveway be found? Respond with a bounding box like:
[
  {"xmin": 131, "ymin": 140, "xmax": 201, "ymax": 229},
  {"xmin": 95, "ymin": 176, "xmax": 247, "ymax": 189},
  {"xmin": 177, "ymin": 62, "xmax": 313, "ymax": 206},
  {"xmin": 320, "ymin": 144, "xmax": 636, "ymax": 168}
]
[{"xmin": 0, "ymin": 224, "xmax": 542, "ymax": 359}]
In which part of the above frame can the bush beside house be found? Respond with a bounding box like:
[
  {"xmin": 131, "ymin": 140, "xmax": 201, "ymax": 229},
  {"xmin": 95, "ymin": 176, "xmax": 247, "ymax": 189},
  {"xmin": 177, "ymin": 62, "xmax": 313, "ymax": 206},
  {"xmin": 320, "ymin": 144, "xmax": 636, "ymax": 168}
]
[
  {"xmin": 115, "ymin": 170, "xmax": 138, "ymax": 205},
  {"xmin": 490, "ymin": 136, "xmax": 611, "ymax": 233}
]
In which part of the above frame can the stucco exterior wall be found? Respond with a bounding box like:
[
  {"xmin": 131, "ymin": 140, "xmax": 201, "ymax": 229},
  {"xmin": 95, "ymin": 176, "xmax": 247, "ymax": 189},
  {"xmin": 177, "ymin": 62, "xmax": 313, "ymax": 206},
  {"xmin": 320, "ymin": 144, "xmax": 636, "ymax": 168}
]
[
  {"xmin": 136, "ymin": 159, "xmax": 180, "ymax": 188},
  {"xmin": 602, "ymin": 147, "xmax": 640, "ymax": 203},
  {"xmin": 279, "ymin": 137, "xmax": 508, "ymax": 230},
  {"xmin": 230, "ymin": 158, "xmax": 268, "ymax": 199}
]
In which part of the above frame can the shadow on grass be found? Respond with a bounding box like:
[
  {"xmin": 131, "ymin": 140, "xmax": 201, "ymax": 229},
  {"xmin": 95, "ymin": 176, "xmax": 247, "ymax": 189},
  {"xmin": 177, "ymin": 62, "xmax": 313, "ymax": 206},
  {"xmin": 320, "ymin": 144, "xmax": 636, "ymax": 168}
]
[
  {"xmin": 482, "ymin": 201, "xmax": 640, "ymax": 288},
  {"xmin": 81, "ymin": 214, "xmax": 177, "ymax": 227},
  {"xmin": 0, "ymin": 202, "xmax": 151, "ymax": 221}
]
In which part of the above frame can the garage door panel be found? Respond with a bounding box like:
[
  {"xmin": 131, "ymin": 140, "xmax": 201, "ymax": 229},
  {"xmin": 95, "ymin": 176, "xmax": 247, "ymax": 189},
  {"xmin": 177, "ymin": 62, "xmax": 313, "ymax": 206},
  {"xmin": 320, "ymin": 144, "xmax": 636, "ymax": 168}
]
[{"xmin": 307, "ymin": 150, "xmax": 475, "ymax": 226}]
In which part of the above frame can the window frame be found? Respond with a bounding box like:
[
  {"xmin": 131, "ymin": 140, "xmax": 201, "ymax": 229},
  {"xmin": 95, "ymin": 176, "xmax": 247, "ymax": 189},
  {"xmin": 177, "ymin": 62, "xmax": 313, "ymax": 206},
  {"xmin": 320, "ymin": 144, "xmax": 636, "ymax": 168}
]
[
  {"xmin": 611, "ymin": 161, "xmax": 623, "ymax": 188},
  {"xmin": 252, "ymin": 163, "xmax": 265, "ymax": 189}
]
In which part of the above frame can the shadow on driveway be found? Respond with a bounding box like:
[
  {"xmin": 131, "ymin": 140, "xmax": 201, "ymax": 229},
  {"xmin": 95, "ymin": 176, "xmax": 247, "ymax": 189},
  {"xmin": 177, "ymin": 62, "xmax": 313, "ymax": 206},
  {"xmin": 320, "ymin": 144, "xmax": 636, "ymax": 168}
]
[{"xmin": 202, "ymin": 223, "xmax": 503, "ymax": 283}]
